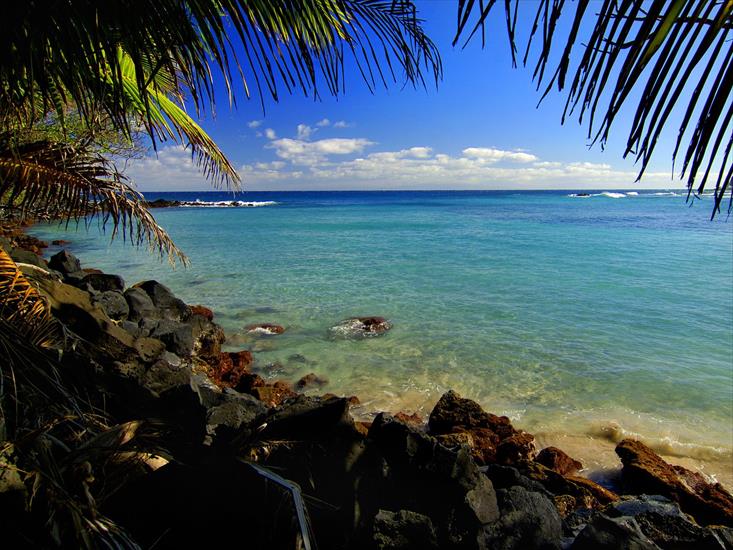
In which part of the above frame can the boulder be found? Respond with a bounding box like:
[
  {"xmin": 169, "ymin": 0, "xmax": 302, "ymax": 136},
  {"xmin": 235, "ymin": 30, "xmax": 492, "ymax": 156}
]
[
  {"xmin": 186, "ymin": 313, "xmax": 225, "ymax": 360},
  {"xmin": 330, "ymin": 316, "xmax": 392, "ymax": 338},
  {"xmin": 124, "ymin": 287, "xmax": 158, "ymax": 322},
  {"xmin": 207, "ymin": 350, "xmax": 253, "ymax": 388},
  {"xmin": 133, "ymin": 280, "xmax": 190, "ymax": 321},
  {"xmin": 250, "ymin": 382, "xmax": 298, "ymax": 407},
  {"xmin": 521, "ymin": 462, "xmax": 618, "ymax": 512},
  {"xmin": 95, "ymin": 290, "xmax": 129, "ymax": 321},
  {"xmin": 571, "ymin": 514, "xmax": 658, "ymax": 550},
  {"xmin": 150, "ymin": 319, "xmax": 194, "ymax": 357},
  {"xmin": 295, "ymin": 372, "xmax": 329, "ymax": 390},
  {"xmin": 246, "ymin": 323, "xmax": 285, "ymax": 335},
  {"xmin": 81, "ymin": 272, "xmax": 125, "ymax": 292},
  {"xmin": 206, "ymin": 390, "xmax": 267, "ymax": 443},
  {"xmin": 536, "ymin": 447, "xmax": 583, "ymax": 476},
  {"xmin": 393, "ymin": 411, "xmax": 424, "ymax": 428},
  {"xmin": 481, "ymin": 485, "xmax": 563, "ymax": 550},
  {"xmin": 428, "ymin": 390, "xmax": 533, "ymax": 465},
  {"xmin": 615, "ymin": 439, "xmax": 733, "ymax": 526},
  {"xmin": 48, "ymin": 249, "xmax": 81, "ymax": 274},
  {"xmin": 189, "ymin": 304, "xmax": 214, "ymax": 321},
  {"xmin": 373, "ymin": 509, "xmax": 439, "ymax": 550},
  {"xmin": 10, "ymin": 248, "xmax": 46, "ymax": 268}
]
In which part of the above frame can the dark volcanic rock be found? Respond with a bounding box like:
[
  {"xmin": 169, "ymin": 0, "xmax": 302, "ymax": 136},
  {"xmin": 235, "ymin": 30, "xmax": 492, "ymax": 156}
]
[
  {"xmin": 95, "ymin": 290, "xmax": 129, "ymax": 321},
  {"xmin": 428, "ymin": 390, "xmax": 534, "ymax": 466},
  {"xmin": 49, "ymin": 249, "xmax": 81, "ymax": 274},
  {"xmin": 373, "ymin": 509, "xmax": 439, "ymax": 550},
  {"xmin": 133, "ymin": 280, "xmax": 190, "ymax": 321},
  {"xmin": 571, "ymin": 514, "xmax": 658, "ymax": 550},
  {"xmin": 536, "ymin": 446, "xmax": 583, "ymax": 476},
  {"xmin": 521, "ymin": 462, "xmax": 619, "ymax": 512},
  {"xmin": 146, "ymin": 198, "xmax": 182, "ymax": 208},
  {"xmin": 124, "ymin": 287, "xmax": 158, "ymax": 322},
  {"xmin": 82, "ymin": 272, "xmax": 125, "ymax": 292},
  {"xmin": 482, "ymin": 485, "xmax": 563, "ymax": 550},
  {"xmin": 206, "ymin": 389, "xmax": 267, "ymax": 443},
  {"xmin": 330, "ymin": 316, "xmax": 392, "ymax": 338},
  {"xmin": 615, "ymin": 439, "xmax": 733, "ymax": 526},
  {"xmin": 150, "ymin": 319, "xmax": 194, "ymax": 357}
]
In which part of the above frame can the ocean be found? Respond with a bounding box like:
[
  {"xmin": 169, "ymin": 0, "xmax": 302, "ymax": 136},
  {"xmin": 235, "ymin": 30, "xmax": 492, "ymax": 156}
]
[{"xmin": 30, "ymin": 190, "xmax": 733, "ymax": 485}]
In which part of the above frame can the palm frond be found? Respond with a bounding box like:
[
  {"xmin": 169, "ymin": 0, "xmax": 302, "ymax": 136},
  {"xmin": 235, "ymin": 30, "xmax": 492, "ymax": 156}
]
[
  {"xmin": 0, "ymin": 138, "xmax": 186, "ymax": 265},
  {"xmin": 455, "ymin": 0, "xmax": 733, "ymax": 217},
  {"xmin": 0, "ymin": 0, "xmax": 441, "ymax": 141}
]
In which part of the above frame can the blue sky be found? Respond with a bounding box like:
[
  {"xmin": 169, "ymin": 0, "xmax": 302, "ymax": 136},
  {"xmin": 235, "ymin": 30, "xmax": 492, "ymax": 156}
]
[{"xmin": 130, "ymin": 1, "xmax": 684, "ymax": 192}]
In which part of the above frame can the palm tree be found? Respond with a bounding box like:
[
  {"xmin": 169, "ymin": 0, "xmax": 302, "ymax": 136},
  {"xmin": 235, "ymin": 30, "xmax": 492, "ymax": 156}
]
[{"xmin": 454, "ymin": 0, "xmax": 733, "ymax": 218}]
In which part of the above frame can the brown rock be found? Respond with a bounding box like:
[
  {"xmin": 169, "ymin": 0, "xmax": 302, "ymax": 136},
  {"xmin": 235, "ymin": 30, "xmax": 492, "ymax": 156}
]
[
  {"xmin": 394, "ymin": 411, "xmax": 424, "ymax": 427},
  {"xmin": 246, "ymin": 323, "xmax": 285, "ymax": 335},
  {"xmin": 190, "ymin": 304, "xmax": 214, "ymax": 321},
  {"xmin": 523, "ymin": 462, "xmax": 618, "ymax": 511},
  {"xmin": 496, "ymin": 431, "xmax": 537, "ymax": 464},
  {"xmin": 536, "ymin": 446, "xmax": 583, "ymax": 476},
  {"xmin": 208, "ymin": 350, "xmax": 253, "ymax": 388},
  {"xmin": 295, "ymin": 372, "xmax": 329, "ymax": 390},
  {"xmin": 553, "ymin": 495, "xmax": 578, "ymax": 518},
  {"xmin": 330, "ymin": 316, "xmax": 392, "ymax": 338},
  {"xmin": 234, "ymin": 372, "xmax": 265, "ymax": 394},
  {"xmin": 251, "ymin": 381, "xmax": 297, "ymax": 407},
  {"xmin": 616, "ymin": 438, "xmax": 733, "ymax": 526}
]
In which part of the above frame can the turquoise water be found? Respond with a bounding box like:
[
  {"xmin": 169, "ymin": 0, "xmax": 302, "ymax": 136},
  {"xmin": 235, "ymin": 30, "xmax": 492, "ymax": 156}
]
[{"xmin": 31, "ymin": 191, "xmax": 733, "ymax": 482}]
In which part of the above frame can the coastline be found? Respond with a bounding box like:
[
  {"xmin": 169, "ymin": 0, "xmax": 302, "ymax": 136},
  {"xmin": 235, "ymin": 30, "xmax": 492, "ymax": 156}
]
[{"xmin": 3, "ymin": 225, "xmax": 733, "ymax": 547}]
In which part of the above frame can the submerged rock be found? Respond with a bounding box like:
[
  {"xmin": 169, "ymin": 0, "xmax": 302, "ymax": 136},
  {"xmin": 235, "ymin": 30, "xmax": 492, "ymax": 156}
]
[
  {"xmin": 295, "ymin": 372, "xmax": 329, "ymax": 390},
  {"xmin": 245, "ymin": 322, "xmax": 285, "ymax": 335},
  {"xmin": 330, "ymin": 316, "xmax": 392, "ymax": 338}
]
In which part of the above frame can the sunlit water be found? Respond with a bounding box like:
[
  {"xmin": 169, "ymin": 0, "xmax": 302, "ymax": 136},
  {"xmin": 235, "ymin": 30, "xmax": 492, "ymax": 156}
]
[{"xmin": 31, "ymin": 190, "xmax": 733, "ymax": 486}]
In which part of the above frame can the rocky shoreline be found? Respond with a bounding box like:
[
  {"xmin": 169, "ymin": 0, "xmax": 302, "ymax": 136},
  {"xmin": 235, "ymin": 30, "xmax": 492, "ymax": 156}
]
[{"xmin": 2, "ymin": 231, "xmax": 733, "ymax": 549}]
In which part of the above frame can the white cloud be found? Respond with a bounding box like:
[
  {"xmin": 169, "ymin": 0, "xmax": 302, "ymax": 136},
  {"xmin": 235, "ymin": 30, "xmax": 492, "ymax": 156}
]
[
  {"xmin": 124, "ymin": 145, "xmax": 209, "ymax": 191},
  {"xmin": 264, "ymin": 128, "xmax": 277, "ymax": 140},
  {"xmin": 268, "ymin": 137, "xmax": 374, "ymax": 165},
  {"xmin": 248, "ymin": 120, "xmax": 262, "ymax": 128},
  {"xmin": 333, "ymin": 120, "xmax": 352, "ymax": 128},
  {"xmin": 296, "ymin": 124, "xmax": 316, "ymax": 140},
  {"xmin": 315, "ymin": 118, "xmax": 331, "ymax": 127},
  {"xmin": 462, "ymin": 147, "xmax": 538, "ymax": 163}
]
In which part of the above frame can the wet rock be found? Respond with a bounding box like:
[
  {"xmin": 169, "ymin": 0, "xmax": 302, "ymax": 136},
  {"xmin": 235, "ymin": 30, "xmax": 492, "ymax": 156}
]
[
  {"xmin": 95, "ymin": 290, "xmax": 129, "ymax": 321},
  {"xmin": 246, "ymin": 322, "xmax": 285, "ymax": 335},
  {"xmin": 615, "ymin": 439, "xmax": 733, "ymax": 526},
  {"xmin": 428, "ymin": 390, "xmax": 530, "ymax": 465},
  {"xmin": 482, "ymin": 485, "xmax": 563, "ymax": 550},
  {"xmin": 48, "ymin": 249, "xmax": 81, "ymax": 274},
  {"xmin": 81, "ymin": 272, "xmax": 125, "ymax": 292},
  {"xmin": 330, "ymin": 316, "xmax": 392, "ymax": 338},
  {"xmin": 189, "ymin": 304, "xmax": 214, "ymax": 321},
  {"xmin": 250, "ymin": 381, "xmax": 298, "ymax": 407},
  {"xmin": 133, "ymin": 280, "xmax": 190, "ymax": 321},
  {"xmin": 150, "ymin": 319, "xmax": 194, "ymax": 357},
  {"xmin": 124, "ymin": 287, "xmax": 158, "ymax": 322},
  {"xmin": 373, "ymin": 509, "xmax": 439, "ymax": 550},
  {"xmin": 522, "ymin": 462, "xmax": 618, "ymax": 512},
  {"xmin": 536, "ymin": 446, "xmax": 583, "ymax": 476},
  {"xmin": 208, "ymin": 350, "xmax": 254, "ymax": 388},
  {"xmin": 571, "ymin": 514, "xmax": 658, "ymax": 550},
  {"xmin": 295, "ymin": 372, "xmax": 329, "ymax": 390}
]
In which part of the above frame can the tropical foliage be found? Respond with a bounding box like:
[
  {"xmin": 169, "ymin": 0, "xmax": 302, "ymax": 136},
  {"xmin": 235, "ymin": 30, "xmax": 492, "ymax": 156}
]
[{"xmin": 455, "ymin": 0, "xmax": 733, "ymax": 217}]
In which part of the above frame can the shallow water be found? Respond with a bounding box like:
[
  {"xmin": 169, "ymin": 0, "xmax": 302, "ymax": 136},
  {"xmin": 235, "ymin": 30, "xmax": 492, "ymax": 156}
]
[{"xmin": 31, "ymin": 190, "xmax": 733, "ymax": 486}]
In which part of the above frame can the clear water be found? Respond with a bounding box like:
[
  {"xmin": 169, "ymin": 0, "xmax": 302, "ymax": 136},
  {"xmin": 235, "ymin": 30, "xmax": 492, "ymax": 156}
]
[{"xmin": 30, "ymin": 190, "xmax": 733, "ymax": 484}]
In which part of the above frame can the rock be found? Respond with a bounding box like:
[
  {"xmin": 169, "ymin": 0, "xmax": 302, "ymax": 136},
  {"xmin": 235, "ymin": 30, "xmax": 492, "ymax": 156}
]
[
  {"xmin": 133, "ymin": 280, "xmax": 190, "ymax": 321},
  {"xmin": 233, "ymin": 372, "xmax": 266, "ymax": 394},
  {"xmin": 124, "ymin": 287, "xmax": 158, "ymax": 322},
  {"xmin": 208, "ymin": 350, "xmax": 254, "ymax": 388},
  {"xmin": 394, "ymin": 411, "xmax": 424, "ymax": 427},
  {"xmin": 190, "ymin": 304, "xmax": 214, "ymax": 321},
  {"xmin": 51, "ymin": 239, "xmax": 71, "ymax": 246},
  {"xmin": 81, "ymin": 272, "xmax": 125, "ymax": 292},
  {"xmin": 10, "ymin": 248, "xmax": 46, "ymax": 268},
  {"xmin": 616, "ymin": 439, "xmax": 733, "ymax": 526},
  {"xmin": 146, "ymin": 198, "xmax": 181, "ymax": 208},
  {"xmin": 330, "ymin": 316, "xmax": 392, "ymax": 338},
  {"xmin": 571, "ymin": 514, "xmax": 659, "ymax": 550},
  {"xmin": 483, "ymin": 464, "xmax": 551, "ymax": 497},
  {"xmin": 521, "ymin": 462, "xmax": 619, "ymax": 512},
  {"xmin": 295, "ymin": 372, "xmax": 329, "ymax": 390},
  {"xmin": 150, "ymin": 319, "xmax": 194, "ymax": 357},
  {"xmin": 250, "ymin": 381, "xmax": 298, "ymax": 407},
  {"xmin": 94, "ymin": 290, "xmax": 129, "ymax": 321},
  {"xmin": 373, "ymin": 509, "xmax": 439, "ymax": 550},
  {"xmin": 142, "ymin": 357, "xmax": 192, "ymax": 395},
  {"xmin": 206, "ymin": 390, "xmax": 267, "ymax": 443},
  {"xmin": 481, "ymin": 485, "xmax": 563, "ymax": 550},
  {"xmin": 496, "ymin": 432, "xmax": 537, "ymax": 464},
  {"xmin": 120, "ymin": 320, "xmax": 143, "ymax": 338},
  {"xmin": 246, "ymin": 323, "xmax": 285, "ymax": 335},
  {"xmin": 48, "ymin": 249, "xmax": 81, "ymax": 274},
  {"xmin": 261, "ymin": 395, "xmax": 356, "ymax": 440},
  {"xmin": 536, "ymin": 446, "xmax": 583, "ymax": 476},
  {"xmin": 428, "ymin": 390, "xmax": 529, "ymax": 465}
]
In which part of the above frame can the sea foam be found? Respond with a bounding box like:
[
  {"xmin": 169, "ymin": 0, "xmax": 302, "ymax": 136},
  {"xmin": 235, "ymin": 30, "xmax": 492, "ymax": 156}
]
[{"xmin": 179, "ymin": 199, "xmax": 278, "ymax": 207}]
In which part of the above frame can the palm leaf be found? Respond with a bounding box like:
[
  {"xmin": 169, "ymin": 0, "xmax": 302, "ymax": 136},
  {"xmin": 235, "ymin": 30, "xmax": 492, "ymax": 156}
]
[
  {"xmin": 455, "ymin": 0, "xmax": 733, "ymax": 217},
  {"xmin": 0, "ymin": 138, "xmax": 186, "ymax": 265}
]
